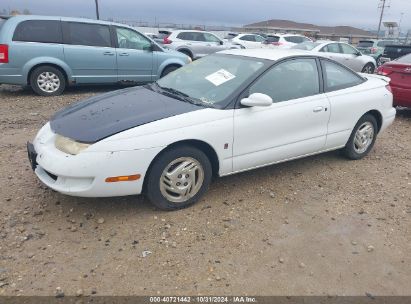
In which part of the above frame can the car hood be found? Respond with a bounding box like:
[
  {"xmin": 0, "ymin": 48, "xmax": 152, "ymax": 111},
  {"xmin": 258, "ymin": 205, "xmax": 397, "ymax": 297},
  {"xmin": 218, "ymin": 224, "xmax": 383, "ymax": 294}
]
[{"xmin": 50, "ymin": 86, "xmax": 201, "ymax": 143}]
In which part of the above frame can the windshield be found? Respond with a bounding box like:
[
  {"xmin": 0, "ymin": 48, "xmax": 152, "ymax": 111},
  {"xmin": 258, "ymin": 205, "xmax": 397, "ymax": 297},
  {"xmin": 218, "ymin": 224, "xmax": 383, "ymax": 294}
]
[
  {"xmin": 395, "ymin": 53, "xmax": 411, "ymax": 64},
  {"xmin": 292, "ymin": 42, "xmax": 321, "ymax": 50},
  {"xmin": 357, "ymin": 41, "xmax": 374, "ymax": 48},
  {"xmin": 156, "ymin": 54, "xmax": 268, "ymax": 107}
]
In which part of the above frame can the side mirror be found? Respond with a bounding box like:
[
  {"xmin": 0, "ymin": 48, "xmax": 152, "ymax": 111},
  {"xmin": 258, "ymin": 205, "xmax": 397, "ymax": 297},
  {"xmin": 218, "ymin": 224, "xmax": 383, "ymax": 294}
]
[
  {"xmin": 241, "ymin": 93, "xmax": 273, "ymax": 107},
  {"xmin": 219, "ymin": 40, "xmax": 224, "ymax": 45},
  {"xmin": 356, "ymin": 51, "xmax": 362, "ymax": 56}
]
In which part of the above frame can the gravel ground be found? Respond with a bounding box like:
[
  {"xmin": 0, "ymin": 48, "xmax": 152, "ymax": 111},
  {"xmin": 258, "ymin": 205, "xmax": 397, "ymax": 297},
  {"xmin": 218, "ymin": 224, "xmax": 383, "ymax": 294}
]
[{"xmin": 0, "ymin": 84, "xmax": 410, "ymax": 297}]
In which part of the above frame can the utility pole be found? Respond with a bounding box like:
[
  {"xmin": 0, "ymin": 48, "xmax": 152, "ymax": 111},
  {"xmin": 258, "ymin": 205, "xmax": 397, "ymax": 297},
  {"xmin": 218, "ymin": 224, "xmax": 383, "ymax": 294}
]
[
  {"xmin": 377, "ymin": 0, "xmax": 389, "ymax": 38},
  {"xmin": 95, "ymin": 0, "xmax": 100, "ymax": 20}
]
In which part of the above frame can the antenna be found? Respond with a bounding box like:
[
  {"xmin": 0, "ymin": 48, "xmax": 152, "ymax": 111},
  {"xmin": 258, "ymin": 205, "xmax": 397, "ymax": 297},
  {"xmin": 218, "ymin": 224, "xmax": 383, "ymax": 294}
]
[{"xmin": 377, "ymin": 0, "xmax": 390, "ymax": 38}]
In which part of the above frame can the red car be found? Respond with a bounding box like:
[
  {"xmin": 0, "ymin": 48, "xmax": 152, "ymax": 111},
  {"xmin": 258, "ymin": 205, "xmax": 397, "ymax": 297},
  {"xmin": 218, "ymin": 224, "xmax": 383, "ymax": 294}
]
[{"xmin": 377, "ymin": 54, "xmax": 411, "ymax": 107}]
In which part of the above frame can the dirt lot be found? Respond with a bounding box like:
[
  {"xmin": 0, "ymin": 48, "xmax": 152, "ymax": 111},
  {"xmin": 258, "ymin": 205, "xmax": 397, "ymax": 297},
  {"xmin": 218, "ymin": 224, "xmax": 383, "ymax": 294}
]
[{"xmin": 0, "ymin": 84, "xmax": 410, "ymax": 297}]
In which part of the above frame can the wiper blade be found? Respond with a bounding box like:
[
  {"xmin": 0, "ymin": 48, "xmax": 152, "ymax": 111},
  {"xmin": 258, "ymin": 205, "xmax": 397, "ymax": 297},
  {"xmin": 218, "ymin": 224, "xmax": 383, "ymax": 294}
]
[
  {"xmin": 158, "ymin": 85, "xmax": 190, "ymax": 98},
  {"xmin": 156, "ymin": 84, "xmax": 215, "ymax": 108}
]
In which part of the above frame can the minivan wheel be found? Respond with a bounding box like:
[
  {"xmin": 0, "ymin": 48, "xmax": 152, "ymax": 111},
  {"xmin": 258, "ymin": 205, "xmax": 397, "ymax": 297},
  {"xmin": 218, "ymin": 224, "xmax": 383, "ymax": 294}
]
[
  {"xmin": 342, "ymin": 114, "xmax": 378, "ymax": 160},
  {"xmin": 30, "ymin": 66, "xmax": 66, "ymax": 96},
  {"xmin": 145, "ymin": 145, "xmax": 212, "ymax": 211},
  {"xmin": 361, "ymin": 63, "xmax": 375, "ymax": 74}
]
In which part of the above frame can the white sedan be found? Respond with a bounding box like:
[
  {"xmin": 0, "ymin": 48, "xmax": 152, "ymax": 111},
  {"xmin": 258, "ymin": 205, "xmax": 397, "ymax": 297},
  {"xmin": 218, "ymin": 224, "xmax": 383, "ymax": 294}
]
[
  {"xmin": 28, "ymin": 49, "xmax": 396, "ymax": 210},
  {"xmin": 231, "ymin": 33, "xmax": 266, "ymax": 49}
]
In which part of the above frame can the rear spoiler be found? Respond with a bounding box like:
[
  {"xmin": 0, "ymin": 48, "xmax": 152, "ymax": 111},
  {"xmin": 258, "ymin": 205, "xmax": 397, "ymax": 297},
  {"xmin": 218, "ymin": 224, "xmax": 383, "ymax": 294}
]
[
  {"xmin": 0, "ymin": 15, "xmax": 11, "ymax": 20},
  {"xmin": 360, "ymin": 73, "xmax": 391, "ymax": 83}
]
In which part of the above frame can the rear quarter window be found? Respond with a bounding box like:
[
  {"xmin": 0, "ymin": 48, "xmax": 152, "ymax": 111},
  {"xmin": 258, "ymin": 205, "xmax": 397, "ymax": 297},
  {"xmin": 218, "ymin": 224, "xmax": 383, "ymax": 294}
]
[
  {"xmin": 13, "ymin": 20, "xmax": 63, "ymax": 43},
  {"xmin": 322, "ymin": 59, "xmax": 364, "ymax": 92},
  {"xmin": 0, "ymin": 19, "xmax": 5, "ymax": 30}
]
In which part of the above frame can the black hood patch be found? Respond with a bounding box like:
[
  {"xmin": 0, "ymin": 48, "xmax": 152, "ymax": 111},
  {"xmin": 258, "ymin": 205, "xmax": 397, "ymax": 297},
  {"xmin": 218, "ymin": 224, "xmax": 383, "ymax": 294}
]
[{"xmin": 50, "ymin": 86, "xmax": 201, "ymax": 143}]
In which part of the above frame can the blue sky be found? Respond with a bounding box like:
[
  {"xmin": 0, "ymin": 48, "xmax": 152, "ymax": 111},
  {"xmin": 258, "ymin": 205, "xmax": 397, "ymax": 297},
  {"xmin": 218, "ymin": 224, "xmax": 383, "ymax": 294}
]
[{"xmin": 2, "ymin": 0, "xmax": 411, "ymax": 31}]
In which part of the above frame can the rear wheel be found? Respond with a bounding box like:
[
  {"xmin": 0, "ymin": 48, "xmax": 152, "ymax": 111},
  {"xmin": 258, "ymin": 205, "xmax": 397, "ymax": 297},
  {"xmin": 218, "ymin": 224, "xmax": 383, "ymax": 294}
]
[
  {"xmin": 30, "ymin": 66, "xmax": 66, "ymax": 96},
  {"xmin": 361, "ymin": 63, "xmax": 375, "ymax": 74},
  {"xmin": 145, "ymin": 146, "xmax": 212, "ymax": 210},
  {"xmin": 342, "ymin": 114, "xmax": 378, "ymax": 160}
]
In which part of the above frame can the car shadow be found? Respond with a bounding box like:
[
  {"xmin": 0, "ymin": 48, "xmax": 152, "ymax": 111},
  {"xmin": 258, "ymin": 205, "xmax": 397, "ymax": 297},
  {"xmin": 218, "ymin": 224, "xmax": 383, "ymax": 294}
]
[
  {"xmin": 51, "ymin": 150, "xmax": 343, "ymax": 216},
  {"xmin": 396, "ymin": 107, "xmax": 411, "ymax": 118}
]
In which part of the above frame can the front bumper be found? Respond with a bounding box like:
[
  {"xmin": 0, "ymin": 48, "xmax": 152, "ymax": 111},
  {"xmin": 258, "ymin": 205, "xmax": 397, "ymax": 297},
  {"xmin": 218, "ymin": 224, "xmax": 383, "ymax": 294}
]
[{"xmin": 28, "ymin": 123, "xmax": 163, "ymax": 197}]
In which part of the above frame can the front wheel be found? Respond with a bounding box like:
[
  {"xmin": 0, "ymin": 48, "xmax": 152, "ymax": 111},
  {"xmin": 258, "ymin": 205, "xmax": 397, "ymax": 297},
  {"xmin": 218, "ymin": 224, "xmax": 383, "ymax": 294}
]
[
  {"xmin": 145, "ymin": 146, "xmax": 212, "ymax": 210},
  {"xmin": 361, "ymin": 63, "xmax": 375, "ymax": 74},
  {"xmin": 342, "ymin": 114, "xmax": 378, "ymax": 160}
]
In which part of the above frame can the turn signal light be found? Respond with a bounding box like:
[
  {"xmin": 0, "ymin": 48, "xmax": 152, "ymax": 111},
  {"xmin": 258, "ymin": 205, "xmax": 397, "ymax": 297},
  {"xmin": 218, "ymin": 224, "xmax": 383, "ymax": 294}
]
[{"xmin": 105, "ymin": 174, "xmax": 141, "ymax": 183}]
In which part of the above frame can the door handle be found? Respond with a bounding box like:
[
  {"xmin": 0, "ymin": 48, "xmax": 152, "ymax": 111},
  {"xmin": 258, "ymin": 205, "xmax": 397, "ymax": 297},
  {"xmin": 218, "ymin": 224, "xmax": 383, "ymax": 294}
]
[
  {"xmin": 119, "ymin": 53, "xmax": 129, "ymax": 56},
  {"xmin": 313, "ymin": 106, "xmax": 324, "ymax": 113},
  {"xmin": 103, "ymin": 51, "xmax": 114, "ymax": 56}
]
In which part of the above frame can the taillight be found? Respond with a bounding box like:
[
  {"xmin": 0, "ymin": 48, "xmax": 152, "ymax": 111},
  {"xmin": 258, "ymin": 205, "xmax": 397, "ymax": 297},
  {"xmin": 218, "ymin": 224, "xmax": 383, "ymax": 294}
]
[
  {"xmin": 385, "ymin": 84, "xmax": 392, "ymax": 93},
  {"xmin": 370, "ymin": 47, "xmax": 378, "ymax": 54},
  {"xmin": 0, "ymin": 44, "xmax": 8, "ymax": 63},
  {"xmin": 377, "ymin": 66, "xmax": 393, "ymax": 76},
  {"xmin": 163, "ymin": 36, "xmax": 172, "ymax": 44}
]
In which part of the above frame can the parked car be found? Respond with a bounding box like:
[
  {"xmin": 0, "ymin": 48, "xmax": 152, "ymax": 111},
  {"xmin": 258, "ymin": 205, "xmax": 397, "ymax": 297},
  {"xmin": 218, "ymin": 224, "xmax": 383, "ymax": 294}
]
[
  {"xmin": 223, "ymin": 32, "xmax": 239, "ymax": 41},
  {"xmin": 292, "ymin": 41, "xmax": 376, "ymax": 73},
  {"xmin": 28, "ymin": 49, "xmax": 395, "ymax": 210},
  {"xmin": 377, "ymin": 53, "xmax": 411, "ymax": 107},
  {"xmin": 163, "ymin": 30, "xmax": 242, "ymax": 59},
  {"xmin": 356, "ymin": 39, "xmax": 395, "ymax": 66},
  {"xmin": 380, "ymin": 44, "xmax": 411, "ymax": 64},
  {"xmin": 231, "ymin": 33, "xmax": 266, "ymax": 49},
  {"xmin": 263, "ymin": 34, "xmax": 312, "ymax": 48},
  {"xmin": 0, "ymin": 15, "xmax": 190, "ymax": 96}
]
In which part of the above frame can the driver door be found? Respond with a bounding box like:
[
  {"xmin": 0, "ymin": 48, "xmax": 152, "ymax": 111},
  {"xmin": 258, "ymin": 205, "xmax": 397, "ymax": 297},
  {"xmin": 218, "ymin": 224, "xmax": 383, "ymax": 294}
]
[
  {"xmin": 114, "ymin": 27, "xmax": 154, "ymax": 82},
  {"xmin": 232, "ymin": 58, "xmax": 330, "ymax": 172}
]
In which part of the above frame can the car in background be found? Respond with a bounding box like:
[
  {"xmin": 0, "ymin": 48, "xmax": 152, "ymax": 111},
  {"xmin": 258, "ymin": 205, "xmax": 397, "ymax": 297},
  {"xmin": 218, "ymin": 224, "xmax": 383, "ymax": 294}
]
[
  {"xmin": 0, "ymin": 15, "xmax": 190, "ymax": 96},
  {"xmin": 223, "ymin": 32, "xmax": 239, "ymax": 41},
  {"xmin": 377, "ymin": 53, "xmax": 411, "ymax": 107},
  {"xmin": 263, "ymin": 34, "xmax": 312, "ymax": 48},
  {"xmin": 380, "ymin": 44, "xmax": 411, "ymax": 64},
  {"xmin": 231, "ymin": 33, "xmax": 266, "ymax": 49},
  {"xmin": 163, "ymin": 30, "xmax": 242, "ymax": 59},
  {"xmin": 28, "ymin": 49, "xmax": 395, "ymax": 210},
  {"xmin": 293, "ymin": 41, "xmax": 376, "ymax": 73},
  {"xmin": 356, "ymin": 39, "xmax": 396, "ymax": 66}
]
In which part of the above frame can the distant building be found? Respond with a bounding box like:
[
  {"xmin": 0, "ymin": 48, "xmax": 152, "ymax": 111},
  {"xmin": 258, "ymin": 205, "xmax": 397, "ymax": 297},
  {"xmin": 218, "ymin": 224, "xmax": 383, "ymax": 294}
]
[{"xmin": 243, "ymin": 19, "xmax": 377, "ymax": 44}]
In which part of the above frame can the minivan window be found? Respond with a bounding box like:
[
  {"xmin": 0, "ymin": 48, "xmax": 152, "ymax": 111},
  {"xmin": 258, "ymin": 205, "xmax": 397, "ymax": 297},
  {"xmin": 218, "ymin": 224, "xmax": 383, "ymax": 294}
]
[
  {"xmin": 116, "ymin": 27, "xmax": 151, "ymax": 50},
  {"xmin": 13, "ymin": 20, "xmax": 63, "ymax": 43},
  {"xmin": 65, "ymin": 22, "xmax": 111, "ymax": 47}
]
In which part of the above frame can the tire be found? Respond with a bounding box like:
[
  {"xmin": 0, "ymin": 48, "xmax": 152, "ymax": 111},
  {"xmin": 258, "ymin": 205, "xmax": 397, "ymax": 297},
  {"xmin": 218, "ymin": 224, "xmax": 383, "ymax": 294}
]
[
  {"xmin": 145, "ymin": 145, "xmax": 212, "ymax": 211},
  {"xmin": 342, "ymin": 114, "xmax": 378, "ymax": 160},
  {"xmin": 161, "ymin": 65, "xmax": 180, "ymax": 78},
  {"xmin": 30, "ymin": 65, "xmax": 66, "ymax": 96},
  {"xmin": 361, "ymin": 63, "xmax": 375, "ymax": 74},
  {"xmin": 376, "ymin": 56, "xmax": 383, "ymax": 67},
  {"xmin": 178, "ymin": 49, "xmax": 193, "ymax": 59}
]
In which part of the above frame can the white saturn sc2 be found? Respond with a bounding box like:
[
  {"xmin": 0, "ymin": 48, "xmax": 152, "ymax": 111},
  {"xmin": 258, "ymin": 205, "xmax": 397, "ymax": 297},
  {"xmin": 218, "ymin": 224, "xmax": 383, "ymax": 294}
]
[{"xmin": 28, "ymin": 49, "xmax": 396, "ymax": 210}]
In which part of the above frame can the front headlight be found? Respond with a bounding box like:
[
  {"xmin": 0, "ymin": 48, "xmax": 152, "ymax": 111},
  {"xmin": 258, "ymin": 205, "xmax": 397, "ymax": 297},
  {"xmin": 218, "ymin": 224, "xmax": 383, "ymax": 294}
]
[{"xmin": 55, "ymin": 134, "xmax": 90, "ymax": 155}]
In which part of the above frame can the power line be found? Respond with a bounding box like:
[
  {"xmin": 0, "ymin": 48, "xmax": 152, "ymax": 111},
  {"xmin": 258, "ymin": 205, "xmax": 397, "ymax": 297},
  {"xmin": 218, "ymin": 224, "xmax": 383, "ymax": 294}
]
[{"xmin": 377, "ymin": 0, "xmax": 390, "ymax": 38}]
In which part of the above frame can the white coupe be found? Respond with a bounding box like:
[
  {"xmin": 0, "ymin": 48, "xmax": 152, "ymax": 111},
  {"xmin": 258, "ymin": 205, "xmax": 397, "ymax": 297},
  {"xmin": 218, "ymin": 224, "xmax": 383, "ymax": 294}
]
[{"xmin": 28, "ymin": 49, "xmax": 396, "ymax": 210}]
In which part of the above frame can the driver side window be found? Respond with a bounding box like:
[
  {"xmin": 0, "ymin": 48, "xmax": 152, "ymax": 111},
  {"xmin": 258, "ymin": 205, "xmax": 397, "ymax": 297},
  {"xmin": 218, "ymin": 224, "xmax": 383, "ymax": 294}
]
[
  {"xmin": 249, "ymin": 58, "xmax": 320, "ymax": 103},
  {"xmin": 116, "ymin": 27, "xmax": 151, "ymax": 50}
]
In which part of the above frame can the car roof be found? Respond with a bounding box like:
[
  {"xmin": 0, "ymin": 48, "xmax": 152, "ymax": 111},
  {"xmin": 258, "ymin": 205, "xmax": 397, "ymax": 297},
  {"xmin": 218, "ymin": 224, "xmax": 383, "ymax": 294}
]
[
  {"xmin": 219, "ymin": 48, "xmax": 321, "ymax": 61},
  {"xmin": 4, "ymin": 14, "xmax": 137, "ymax": 30}
]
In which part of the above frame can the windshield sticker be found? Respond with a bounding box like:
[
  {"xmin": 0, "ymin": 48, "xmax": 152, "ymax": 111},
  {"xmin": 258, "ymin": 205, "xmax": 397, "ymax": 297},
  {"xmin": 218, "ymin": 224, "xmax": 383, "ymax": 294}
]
[{"xmin": 205, "ymin": 69, "xmax": 236, "ymax": 86}]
